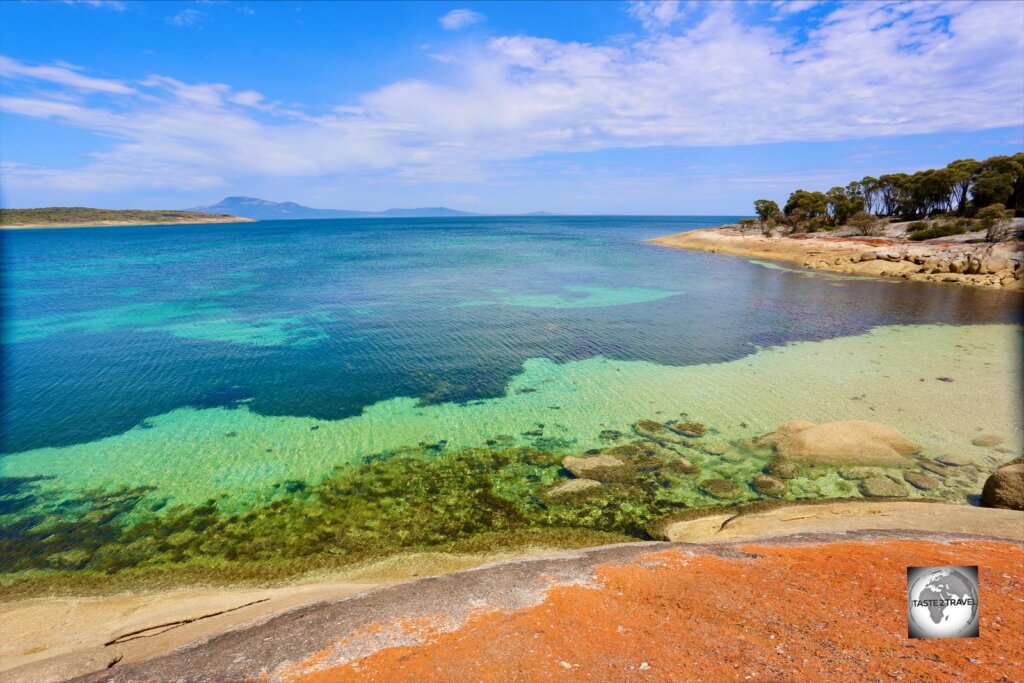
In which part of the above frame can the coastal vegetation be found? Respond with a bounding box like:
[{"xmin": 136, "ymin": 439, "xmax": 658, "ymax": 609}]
[
  {"xmin": 0, "ymin": 207, "xmax": 248, "ymax": 228},
  {"xmin": 752, "ymin": 153, "xmax": 1024, "ymax": 241}
]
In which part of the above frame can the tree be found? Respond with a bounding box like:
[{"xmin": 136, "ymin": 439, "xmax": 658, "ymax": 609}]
[
  {"xmin": 860, "ymin": 176, "xmax": 879, "ymax": 215},
  {"xmin": 826, "ymin": 185, "xmax": 864, "ymax": 225},
  {"xmin": 946, "ymin": 159, "xmax": 979, "ymax": 215},
  {"xmin": 972, "ymin": 156, "xmax": 1023, "ymax": 210},
  {"xmin": 877, "ymin": 173, "xmax": 908, "ymax": 216},
  {"xmin": 784, "ymin": 190, "xmax": 828, "ymax": 221},
  {"xmin": 753, "ymin": 199, "xmax": 781, "ymax": 224},
  {"xmin": 1013, "ymin": 152, "xmax": 1024, "ymax": 215}
]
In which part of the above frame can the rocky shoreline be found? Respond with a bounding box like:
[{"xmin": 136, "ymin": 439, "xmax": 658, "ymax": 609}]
[
  {"xmin": 19, "ymin": 528, "xmax": 1016, "ymax": 683},
  {"xmin": 650, "ymin": 227, "xmax": 1024, "ymax": 290}
]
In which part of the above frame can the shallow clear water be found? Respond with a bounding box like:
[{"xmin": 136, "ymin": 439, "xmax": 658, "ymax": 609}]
[{"xmin": 1, "ymin": 217, "xmax": 1020, "ymax": 578}]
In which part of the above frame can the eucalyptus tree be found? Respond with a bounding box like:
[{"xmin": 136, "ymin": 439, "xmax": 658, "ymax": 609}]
[{"xmin": 946, "ymin": 159, "xmax": 980, "ymax": 215}]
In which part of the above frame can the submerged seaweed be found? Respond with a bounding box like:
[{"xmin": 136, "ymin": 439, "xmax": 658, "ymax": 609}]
[{"xmin": 0, "ymin": 415, "xmax": 972, "ymax": 595}]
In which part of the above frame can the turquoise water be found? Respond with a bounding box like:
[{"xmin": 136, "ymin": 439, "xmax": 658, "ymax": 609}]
[{"xmin": 1, "ymin": 217, "xmax": 1020, "ymax": 578}]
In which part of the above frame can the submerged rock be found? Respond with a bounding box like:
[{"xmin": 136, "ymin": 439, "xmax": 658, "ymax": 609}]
[
  {"xmin": 859, "ymin": 477, "xmax": 907, "ymax": 498},
  {"xmin": 765, "ymin": 461, "xmax": 800, "ymax": 480},
  {"xmin": 903, "ymin": 472, "xmax": 940, "ymax": 491},
  {"xmin": 752, "ymin": 474, "xmax": 787, "ymax": 497},
  {"xmin": 544, "ymin": 479, "xmax": 602, "ymax": 499},
  {"xmin": 936, "ymin": 454, "xmax": 971, "ymax": 467},
  {"xmin": 632, "ymin": 420, "xmax": 683, "ymax": 444},
  {"xmin": 981, "ymin": 463, "xmax": 1024, "ymax": 511},
  {"xmin": 838, "ymin": 467, "xmax": 881, "ymax": 481},
  {"xmin": 562, "ymin": 454, "xmax": 632, "ymax": 482},
  {"xmin": 756, "ymin": 419, "xmax": 918, "ymax": 466},
  {"xmin": 918, "ymin": 459, "xmax": 953, "ymax": 476},
  {"xmin": 599, "ymin": 430, "xmax": 624, "ymax": 441},
  {"xmin": 667, "ymin": 456, "xmax": 700, "ymax": 475},
  {"xmin": 700, "ymin": 440, "xmax": 729, "ymax": 456},
  {"xmin": 700, "ymin": 478, "xmax": 743, "ymax": 500},
  {"xmin": 667, "ymin": 421, "xmax": 708, "ymax": 438},
  {"xmin": 972, "ymin": 434, "xmax": 1006, "ymax": 448}
]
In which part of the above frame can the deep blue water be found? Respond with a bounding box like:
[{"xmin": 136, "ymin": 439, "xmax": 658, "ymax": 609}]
[{"xmin": 1, "ymin": 215, "xmax": 1019, "ymax": 454}]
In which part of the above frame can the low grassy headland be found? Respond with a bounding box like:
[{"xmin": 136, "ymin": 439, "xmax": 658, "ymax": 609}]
[
  {"xmin": 653, "ymin": 153, "xmax": 1024, "ymax": 289},
  {"xmin": 0, "ymin": 207, "xmax": 253, "ymax": 229}
]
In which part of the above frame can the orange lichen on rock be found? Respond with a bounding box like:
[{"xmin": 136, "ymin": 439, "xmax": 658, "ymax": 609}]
[{"xmin": 289, "ymin": 540, "xmax": 1024, "ymax": 682}]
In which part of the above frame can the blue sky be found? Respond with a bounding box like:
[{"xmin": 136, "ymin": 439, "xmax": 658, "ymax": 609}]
[{"xmin": 1, "ymin": 0, "xmax": 1022, "ymax": 213}]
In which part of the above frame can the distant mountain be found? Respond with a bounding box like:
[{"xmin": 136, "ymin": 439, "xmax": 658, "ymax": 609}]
[{"xmin": 190, "ymin": 197, "xmax": 479, "ymax": 221}]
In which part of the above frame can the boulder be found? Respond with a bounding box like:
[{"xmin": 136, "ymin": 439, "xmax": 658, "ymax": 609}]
[
  {"xmin": 859, "ymin": 477, "xmax": 907, "ymax": 498},
  {"xmin": 544, "ymin": 478, "xmax": 602, "ymax": 498},
  {"xmin": 980, "ymin": 463, "xmax": 1024, "ymax": 511},
  {"xmin": 632, "ymin": 420, "xmax": 683, "ymax": 444},
  {"xmin": 756, "ymin": 419, "xmax": 918, "ymax": 466},
  {"xmin": 752, "ymin": 474, "xmax": 787, "ymax": 497},
  {"xmin": 562, "ymin": 454, "xmax": 632, "ymax": 482},
  {"xmin": 903, "ymin": 472, "xmax": 940, "ymax": 491},
  {"xmin": 666, "ymin": 421, "xmax": 708, "ymax": 438},
  {"xmin": 971, "ymin": 434, "xmax": 1005, "ymax": 448},
  {"xmin": 667, "ymin": 455, "xmax": 700, "ymax": 475},
  {"xmin": 700, "ymin": 478, "xmax": 744, "ymax": 500},
  {"xmin": 839, "ymin": 467, "xmax": 881, "ymax": 481},
  {"xmin": 765, "ymin": 460, "xmax": 800, "ymax": 479}
]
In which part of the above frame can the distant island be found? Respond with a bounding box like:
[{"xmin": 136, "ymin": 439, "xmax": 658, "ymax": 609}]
[
  {"xmin": 0, "ymin": 207, "xmax": 252, "ymax": 229},
  {"xmin": 191, "ymin": 196, "xmax": 481, "ymax": 221}
]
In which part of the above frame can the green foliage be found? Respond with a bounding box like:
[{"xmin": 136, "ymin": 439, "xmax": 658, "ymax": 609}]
[
  {"xmin": 846, "ymin": 211, "xmax": 882, "ymax": 236},
  {"xmin": 826, "ymin": 185, "xmax": 864, "ymax": 226},
  {"xmin": 976, "ymin": 203, "xmax": 1015, "ymax": 242},
  {"xmin": 0, "ymin": 207, "xmax": 242, "ymax": 227},
  {"xmin": 769, "ymin": 153, "xmax": 1022, "ymax": 226},
  {"xmin": 738, "ymin": 218, "xmax": 757, "ymax": 228},
  {"xmin": 753, "ymin": 199, "xmax": 781, "ymax": 223},
  {"xmin": 784, "ymin": 189, "xmax": 828, "ymax": 220},
  {"xmin": 907, "ymin": 223, "xmax": 968, "ymax": 241}
]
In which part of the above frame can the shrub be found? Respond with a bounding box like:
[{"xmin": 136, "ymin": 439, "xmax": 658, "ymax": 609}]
[
  {"xmin": 908, "ymin": 223, "xmax": 967, "ymax": 241},
  {"xmin": 846, "ymin": 211, "xmax": 883, "ymax": 236},
  {"xmin": 976, "ymin": 203, "xmax": 1015, "ymax": 242}
]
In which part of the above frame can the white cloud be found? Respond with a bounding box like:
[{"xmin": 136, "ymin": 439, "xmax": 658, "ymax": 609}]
[
  {"xmin": 2, "ymin": 1, "xmax": 1022, "ymax": 198},
  {"xmin": 168, "ymin": 9, "xmax": 205, "ymax": 27},
  {"xmin": 771, "ymin": 1, "xmax": 822, "ymax": 15},
  {"xmin": 627, "ymin": 1, "xmax": 688, "ymax": 32},
  {"xmin": 439, "ymin": 9, "xmax": 483, "ymax": 31},
  {"xmin": 61, "ymin": 0, "xmax": 126, "ymax": 10},
  {"xmin": 0, "ymin": 56, "xmax": 135, "ymax": 94}
]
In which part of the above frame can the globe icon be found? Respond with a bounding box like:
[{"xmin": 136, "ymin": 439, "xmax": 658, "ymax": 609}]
[{"xmin": 908, "ymin": 567, "xmax": 979, "ymax": 638}]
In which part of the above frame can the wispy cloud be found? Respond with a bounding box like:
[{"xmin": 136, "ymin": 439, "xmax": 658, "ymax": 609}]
[
  {"xmin": 0, "ymin": 56, "xmax": 135, "ymax": 94},
  {"xmin": 2, "ymin": 1, "xmax": 1022, "ymax": 198},
  {"xmin": 439, "ymin": 8, "xmax": 483, "ymax": 31},
  {"xmin": 167, "ymin": 8, "xmax": 206, "ymax": 28},
  {"xmin": 61, "ymin": 0, "xmax": 126, "ymax": 10},
  {"xmin": 626, "ymin": 0, "xmax": 688, "ymax": 32}
]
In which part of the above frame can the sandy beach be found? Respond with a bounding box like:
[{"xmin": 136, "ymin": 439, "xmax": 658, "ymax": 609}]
[{"xmin": 650, "ymin": 227, "xmax": 1024, "ymax": 290}]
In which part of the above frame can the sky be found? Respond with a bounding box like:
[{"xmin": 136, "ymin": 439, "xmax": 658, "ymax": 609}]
[{"xmin": 1, "ymin": 0, "xmax": 1022, "ymax": 214}]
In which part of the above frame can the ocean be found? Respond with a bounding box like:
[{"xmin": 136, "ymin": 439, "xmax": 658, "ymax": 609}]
[{"xmin": 1, "ymin": 216, "xmax": 1020, "ymax": 578}]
